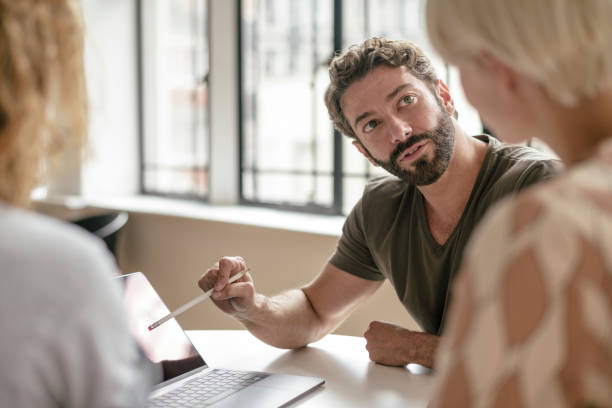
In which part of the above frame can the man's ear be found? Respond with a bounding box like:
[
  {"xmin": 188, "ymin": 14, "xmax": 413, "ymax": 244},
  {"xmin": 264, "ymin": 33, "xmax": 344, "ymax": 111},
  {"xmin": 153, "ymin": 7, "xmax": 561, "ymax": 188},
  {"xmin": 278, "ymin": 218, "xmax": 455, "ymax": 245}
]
[
  {"xmin": 435, "ymin": 79, "xmax": 455, "ymax": 117},
  {"xmin": 352, "ymin": 140, "xmax": 380, "ymax": 167}
]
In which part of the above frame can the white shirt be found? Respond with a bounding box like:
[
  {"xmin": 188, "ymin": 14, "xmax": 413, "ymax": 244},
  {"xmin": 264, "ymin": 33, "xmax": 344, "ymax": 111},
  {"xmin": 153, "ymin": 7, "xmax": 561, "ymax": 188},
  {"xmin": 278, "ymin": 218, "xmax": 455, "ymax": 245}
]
[{"xmin": 0, "ymin": 204, "xmax": 151, "ymax": 408}]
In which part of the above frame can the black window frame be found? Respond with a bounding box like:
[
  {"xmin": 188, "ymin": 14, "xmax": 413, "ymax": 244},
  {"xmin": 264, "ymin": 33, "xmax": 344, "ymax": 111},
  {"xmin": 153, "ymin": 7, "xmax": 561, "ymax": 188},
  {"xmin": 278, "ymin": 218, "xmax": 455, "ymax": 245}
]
[
  {"xmin": 237, "ymin": 0, "xmax": 346, "ymax": 216},
  {"xmin": 136, "ymin": 0, "xmax": 212, "ymax": 202}
]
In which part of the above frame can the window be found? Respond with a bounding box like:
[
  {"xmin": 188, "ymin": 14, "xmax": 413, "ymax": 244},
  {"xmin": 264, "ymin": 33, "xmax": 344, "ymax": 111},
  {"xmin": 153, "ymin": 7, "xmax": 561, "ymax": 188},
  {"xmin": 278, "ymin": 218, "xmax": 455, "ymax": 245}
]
[
  {"xmin": 136, "ymin": 1, "xmax": 481, "ymax": 215},
  {"xmin": 140, "ymin": 0, "xmax": 210, "ymax": 199},
  {"xmin": 240, "ymin": 0, "xmax": 337, "ymax": 213},
  {"xmin": 240, "ymin": 0, "xmax": 482, "ymax": 215}
]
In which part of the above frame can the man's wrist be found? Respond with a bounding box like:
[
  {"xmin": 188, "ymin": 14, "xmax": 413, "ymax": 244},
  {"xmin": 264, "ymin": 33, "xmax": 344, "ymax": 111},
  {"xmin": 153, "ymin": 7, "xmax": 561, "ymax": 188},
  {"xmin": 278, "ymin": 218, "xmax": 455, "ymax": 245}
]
[
  {"xmin": 235, "ymin": 293, "xmax": 267, "ymax": 327},
  {"xmin": 419, "ymin": 333, "xmax": 440, "ymax": 368},
  {"xmin": 403, "ymin": 332, "xmax": 440, "ymax": 368}
]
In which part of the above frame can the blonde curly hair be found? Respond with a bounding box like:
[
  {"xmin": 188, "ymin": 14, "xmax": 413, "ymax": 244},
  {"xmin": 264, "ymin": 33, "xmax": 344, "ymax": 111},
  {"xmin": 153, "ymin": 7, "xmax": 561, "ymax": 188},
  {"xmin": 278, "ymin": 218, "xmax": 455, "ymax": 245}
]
[{"xmin": 0, "ymin": 0, "xmax": 86, "ymax": 207}]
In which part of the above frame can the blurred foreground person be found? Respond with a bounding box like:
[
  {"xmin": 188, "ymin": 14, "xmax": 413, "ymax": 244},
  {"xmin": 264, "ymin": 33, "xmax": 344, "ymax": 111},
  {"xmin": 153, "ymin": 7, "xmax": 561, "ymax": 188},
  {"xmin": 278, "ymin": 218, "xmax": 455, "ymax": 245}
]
[
  {"xmin": 427, "ymin": 0, "xmax": 612, "ymax": 406},
  {"xmin": 0, "ymin": 1, "xmax": 150, "ymax": 407}
]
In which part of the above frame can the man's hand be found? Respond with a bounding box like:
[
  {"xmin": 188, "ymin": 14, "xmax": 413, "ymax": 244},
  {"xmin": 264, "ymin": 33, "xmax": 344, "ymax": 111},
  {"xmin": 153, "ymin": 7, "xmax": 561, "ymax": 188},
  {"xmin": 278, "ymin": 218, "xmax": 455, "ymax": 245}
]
[
  {"xmin": 363, "ymin": 321, "xmax": 440, "ymax": 368},
  {"xmin": 198, "ymin": 256, "xmax": 257, "ymax": 318}
]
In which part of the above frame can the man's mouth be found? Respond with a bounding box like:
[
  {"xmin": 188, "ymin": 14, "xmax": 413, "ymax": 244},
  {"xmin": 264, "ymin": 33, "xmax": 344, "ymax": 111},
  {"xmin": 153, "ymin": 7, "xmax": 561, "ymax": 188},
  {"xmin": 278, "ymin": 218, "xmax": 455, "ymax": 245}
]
[{"xmin": 399, "ymin": 141, "xmax": 428, "ymax": 162}]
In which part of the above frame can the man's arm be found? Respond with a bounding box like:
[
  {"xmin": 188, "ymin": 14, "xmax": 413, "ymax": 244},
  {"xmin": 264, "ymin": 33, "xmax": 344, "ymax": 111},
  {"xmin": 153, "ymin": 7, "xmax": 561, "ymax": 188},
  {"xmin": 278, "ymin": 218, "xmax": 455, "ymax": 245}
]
[
  {"xmin": 364, "ymin": 321, "xmax": 440, "ymax": 368},
  {"xmin": 199, "ymin": 256, "xmax": 383, "ymax": 349}
]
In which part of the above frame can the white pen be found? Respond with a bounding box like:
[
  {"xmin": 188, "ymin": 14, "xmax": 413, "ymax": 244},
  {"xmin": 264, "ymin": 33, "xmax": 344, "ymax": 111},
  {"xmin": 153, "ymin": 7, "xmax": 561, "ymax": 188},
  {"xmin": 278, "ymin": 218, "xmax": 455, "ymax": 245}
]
[{"xmin": 148, "ymin": 268, "xmax": 250, "ymax": 331}]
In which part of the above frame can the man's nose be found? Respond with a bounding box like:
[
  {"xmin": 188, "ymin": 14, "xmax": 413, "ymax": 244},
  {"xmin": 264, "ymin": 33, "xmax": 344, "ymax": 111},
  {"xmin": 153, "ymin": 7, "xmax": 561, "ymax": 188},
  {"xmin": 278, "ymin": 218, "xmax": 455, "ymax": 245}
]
[{"xmin": 389, "ymin": 117, "xmax": 412, "ymax": 144}]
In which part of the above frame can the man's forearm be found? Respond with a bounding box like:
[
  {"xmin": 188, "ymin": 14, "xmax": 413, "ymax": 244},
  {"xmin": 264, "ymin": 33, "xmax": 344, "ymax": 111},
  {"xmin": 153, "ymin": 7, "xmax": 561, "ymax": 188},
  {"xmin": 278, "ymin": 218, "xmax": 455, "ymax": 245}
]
[
  {"xmin": 235, "ymin": 289, "xmax": 334, "ymax": 349},
  {"xmin": 364, "ymin": 321, "xmax": 441, "ymax": 368},
  {"xmin": 400, "ymin": 331, "xmax": 440, "ymax": 368},
  {"xmin": 202, "ymin": 259, "xmax": 376, "ymax": 350}
]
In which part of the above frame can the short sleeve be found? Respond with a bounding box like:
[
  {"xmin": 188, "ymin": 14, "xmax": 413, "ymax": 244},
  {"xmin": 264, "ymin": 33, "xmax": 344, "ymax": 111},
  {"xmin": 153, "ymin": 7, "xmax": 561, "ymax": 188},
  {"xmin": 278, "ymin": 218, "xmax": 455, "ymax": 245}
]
[
  {"xmin": 329, "ymin": 197, "xmax": 385, "ymax": 281},
  {"xmin": 515, "ymin": 158, "xmax": 563, "ymax": 190}
]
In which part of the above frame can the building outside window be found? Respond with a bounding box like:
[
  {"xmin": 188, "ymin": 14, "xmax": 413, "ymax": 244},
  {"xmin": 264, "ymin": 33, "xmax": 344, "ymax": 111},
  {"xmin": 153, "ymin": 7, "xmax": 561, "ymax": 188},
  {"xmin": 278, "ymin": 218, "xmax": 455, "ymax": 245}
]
[{"xmin": 140, "ymin": 0, "xmax": 210, "ymax": 198}]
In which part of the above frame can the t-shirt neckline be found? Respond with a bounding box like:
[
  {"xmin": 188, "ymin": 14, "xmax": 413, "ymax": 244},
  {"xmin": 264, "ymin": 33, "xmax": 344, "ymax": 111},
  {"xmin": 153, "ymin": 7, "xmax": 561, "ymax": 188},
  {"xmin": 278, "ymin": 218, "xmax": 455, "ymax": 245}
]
[{"xmin": 416, "ymin": 134, "xmax": 495, "ymax": 252}]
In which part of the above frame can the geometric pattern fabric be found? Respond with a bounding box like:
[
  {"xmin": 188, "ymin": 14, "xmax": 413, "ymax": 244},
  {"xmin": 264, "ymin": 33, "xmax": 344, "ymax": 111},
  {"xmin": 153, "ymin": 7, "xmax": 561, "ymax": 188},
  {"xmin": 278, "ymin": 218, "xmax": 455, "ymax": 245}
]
[{"xmin": 431, "ymin": 138, "xmax": 612, "ymax": 408}]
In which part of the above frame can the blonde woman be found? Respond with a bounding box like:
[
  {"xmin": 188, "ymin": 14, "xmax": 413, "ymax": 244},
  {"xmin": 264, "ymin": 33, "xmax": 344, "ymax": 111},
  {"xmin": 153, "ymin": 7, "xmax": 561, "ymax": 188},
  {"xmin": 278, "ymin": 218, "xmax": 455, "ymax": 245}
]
[
  {"xmin": 426, "ymin": 0, "xmax": 612, "ymax": 406},
  {"xmin": 0, "ymin": 1, "xmax": 149, "ymax": 407}
]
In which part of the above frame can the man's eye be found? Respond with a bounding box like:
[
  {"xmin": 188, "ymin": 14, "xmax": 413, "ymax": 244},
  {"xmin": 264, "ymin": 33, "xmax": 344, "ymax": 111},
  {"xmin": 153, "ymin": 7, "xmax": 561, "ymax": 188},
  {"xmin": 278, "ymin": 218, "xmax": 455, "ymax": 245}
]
[
  {"xmin": 364, "ymin": 119, "xmax": 378, "ymax": 131},
  {"xmin": 400, "ymin": 95, "xmax": 415, "ymax": 106}
]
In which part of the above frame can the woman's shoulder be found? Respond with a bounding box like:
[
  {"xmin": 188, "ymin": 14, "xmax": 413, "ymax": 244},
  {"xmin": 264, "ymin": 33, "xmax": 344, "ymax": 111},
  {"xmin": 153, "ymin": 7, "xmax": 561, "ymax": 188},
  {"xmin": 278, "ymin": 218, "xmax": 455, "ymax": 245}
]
[
  {"xmin": 466, "ymin": 153, "xmax": 612, "ymax": 284},
  {"xmin": 0, "ymin": 206, "xmax": 118, "ymax": 292},
  {"xmin": 482, "ymin": 149, "xmax": 610, "ymax": 234}
]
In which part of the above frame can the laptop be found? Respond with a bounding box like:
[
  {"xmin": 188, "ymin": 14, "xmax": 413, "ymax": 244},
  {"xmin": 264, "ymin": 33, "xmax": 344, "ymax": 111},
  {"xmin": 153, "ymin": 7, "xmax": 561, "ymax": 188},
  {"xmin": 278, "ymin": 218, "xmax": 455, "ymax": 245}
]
[{"xmin": 116, "ymin": 272, "xmax": 324, "ymax": 407}]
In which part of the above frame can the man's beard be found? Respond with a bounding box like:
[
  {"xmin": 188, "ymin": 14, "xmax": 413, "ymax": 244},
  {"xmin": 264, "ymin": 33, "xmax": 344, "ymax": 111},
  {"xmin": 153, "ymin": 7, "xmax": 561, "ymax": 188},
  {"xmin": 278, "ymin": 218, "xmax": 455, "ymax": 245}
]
[{"xmin": 364, "ymin": 109, "xmax": 455, "ymax": 186}]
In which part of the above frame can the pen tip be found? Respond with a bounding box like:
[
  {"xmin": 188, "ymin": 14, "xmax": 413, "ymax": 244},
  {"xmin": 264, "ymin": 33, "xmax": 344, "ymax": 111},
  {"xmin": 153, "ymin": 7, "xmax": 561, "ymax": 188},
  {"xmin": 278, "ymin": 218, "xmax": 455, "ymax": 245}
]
[{"xmin": 148, "ymin": 325, "xmax": 153, "ymax": 331}]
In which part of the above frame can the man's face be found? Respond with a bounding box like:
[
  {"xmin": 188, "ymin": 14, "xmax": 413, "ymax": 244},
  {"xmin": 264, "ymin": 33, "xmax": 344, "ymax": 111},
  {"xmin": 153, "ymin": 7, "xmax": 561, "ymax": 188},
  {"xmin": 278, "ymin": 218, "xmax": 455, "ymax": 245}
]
[
  {"xmin": 341, "ymin": 65, "xmax": 455, "ymax": 185},
  {"xmin": 360, "ymin": 110, "xmax": 454, "ymax": 185}
]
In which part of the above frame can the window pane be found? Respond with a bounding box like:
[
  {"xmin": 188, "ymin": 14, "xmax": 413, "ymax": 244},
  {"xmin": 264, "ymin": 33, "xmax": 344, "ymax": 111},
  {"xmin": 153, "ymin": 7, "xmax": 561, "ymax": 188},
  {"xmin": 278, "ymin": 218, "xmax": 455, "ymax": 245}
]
[
  {"xmin": 241, "ymin": 0, "xmax": 335, "ymax": 210},
  {"xmin": 242, "ymin": 171, "xmax": 333, "ymax": 207},
  {"xmin": 141, "ymin": 0, "xmax": 209, "ymax": 197}
]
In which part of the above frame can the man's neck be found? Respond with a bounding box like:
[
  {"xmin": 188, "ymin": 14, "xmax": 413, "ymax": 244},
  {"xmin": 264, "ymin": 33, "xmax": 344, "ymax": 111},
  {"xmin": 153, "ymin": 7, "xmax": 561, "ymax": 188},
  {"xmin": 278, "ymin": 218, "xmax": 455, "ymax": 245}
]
[{"xmin": 417, "ymin": 129, "xmax": 488, "ymax": 245}]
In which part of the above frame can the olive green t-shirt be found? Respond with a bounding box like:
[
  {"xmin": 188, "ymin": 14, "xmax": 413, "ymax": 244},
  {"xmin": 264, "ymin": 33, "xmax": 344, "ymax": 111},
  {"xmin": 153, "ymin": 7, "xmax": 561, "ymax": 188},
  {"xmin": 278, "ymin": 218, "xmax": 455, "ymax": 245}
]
[{"xmin": 329, "ymin": 135, "xmax": 562, "ymax": 335}]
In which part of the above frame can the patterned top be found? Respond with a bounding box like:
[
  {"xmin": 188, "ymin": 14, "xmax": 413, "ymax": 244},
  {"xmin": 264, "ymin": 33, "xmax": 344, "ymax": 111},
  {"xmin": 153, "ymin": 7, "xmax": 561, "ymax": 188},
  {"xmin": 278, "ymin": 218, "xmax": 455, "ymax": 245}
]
[{"xmin": 431, "ymin": 139, "xmax": 612, "ymax": 408}]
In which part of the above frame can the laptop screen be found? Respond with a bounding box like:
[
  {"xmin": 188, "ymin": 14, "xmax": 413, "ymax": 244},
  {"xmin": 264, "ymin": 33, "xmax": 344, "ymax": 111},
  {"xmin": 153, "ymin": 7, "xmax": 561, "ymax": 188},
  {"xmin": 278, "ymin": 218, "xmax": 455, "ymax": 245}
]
[{"xmin": 117, "ymin": 272, "xmax": 206, "ymax": 383}]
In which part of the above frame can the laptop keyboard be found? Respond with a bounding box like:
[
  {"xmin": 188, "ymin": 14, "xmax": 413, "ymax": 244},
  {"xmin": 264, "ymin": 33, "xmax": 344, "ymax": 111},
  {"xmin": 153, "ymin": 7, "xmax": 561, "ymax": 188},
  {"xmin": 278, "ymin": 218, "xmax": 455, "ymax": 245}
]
[{"xmin": 148, "ymin": 369, "xmax": 269, "ymax": 407}]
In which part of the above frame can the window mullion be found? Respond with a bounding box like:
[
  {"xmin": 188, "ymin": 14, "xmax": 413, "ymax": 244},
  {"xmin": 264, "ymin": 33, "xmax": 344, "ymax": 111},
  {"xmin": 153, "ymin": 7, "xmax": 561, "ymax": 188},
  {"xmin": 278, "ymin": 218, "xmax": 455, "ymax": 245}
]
[
  {"xmin": 209, "ymin": 0, "xmax": 240, "ymax": 204},
  {"xmin": 332, "ymin": 0, "xmax": 344, "ymax": 214}
]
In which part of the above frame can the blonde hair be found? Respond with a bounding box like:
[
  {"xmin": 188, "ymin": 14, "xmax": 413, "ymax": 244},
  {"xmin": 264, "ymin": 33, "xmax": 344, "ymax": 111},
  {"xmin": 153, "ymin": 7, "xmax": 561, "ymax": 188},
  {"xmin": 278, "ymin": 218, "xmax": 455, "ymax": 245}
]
[
  {"xmin": 426, "ymin": 0, "xmax": 612, "ymax": 107},
  {"xmin": 0, "ymin": 0, "xmax": 87, "ymax": 207}
]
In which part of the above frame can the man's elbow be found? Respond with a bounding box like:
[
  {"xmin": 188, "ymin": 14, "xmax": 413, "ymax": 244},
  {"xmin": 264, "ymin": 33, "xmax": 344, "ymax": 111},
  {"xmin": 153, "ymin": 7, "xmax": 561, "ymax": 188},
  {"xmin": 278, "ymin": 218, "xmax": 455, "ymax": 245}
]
[{"xmin": 300, "ymin": 288, "xmax": 341, "ymax": 343}]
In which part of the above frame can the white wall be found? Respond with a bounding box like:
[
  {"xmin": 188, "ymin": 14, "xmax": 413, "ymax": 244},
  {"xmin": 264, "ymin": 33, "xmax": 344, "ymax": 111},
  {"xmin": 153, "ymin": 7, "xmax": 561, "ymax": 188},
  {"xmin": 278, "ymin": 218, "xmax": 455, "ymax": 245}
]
[{"xmin": 81, "ymin": 0, "xmax": 140, "ymax": 197}]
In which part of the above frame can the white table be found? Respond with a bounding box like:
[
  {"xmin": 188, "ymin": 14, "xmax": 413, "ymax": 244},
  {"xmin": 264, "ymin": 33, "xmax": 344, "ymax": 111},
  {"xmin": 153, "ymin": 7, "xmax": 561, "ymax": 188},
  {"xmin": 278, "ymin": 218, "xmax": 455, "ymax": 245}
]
[{"xmin": 187, "ymin": 330, "xmax": 434, "ymax": 407}]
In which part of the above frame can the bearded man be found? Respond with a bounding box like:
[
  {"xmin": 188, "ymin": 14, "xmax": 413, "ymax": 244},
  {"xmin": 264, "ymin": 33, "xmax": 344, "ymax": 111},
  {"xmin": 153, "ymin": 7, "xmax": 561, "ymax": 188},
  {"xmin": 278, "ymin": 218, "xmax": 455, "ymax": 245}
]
[{"xmin": 197, "ymin": 38, "xmax": 561, "ymax": 368}]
